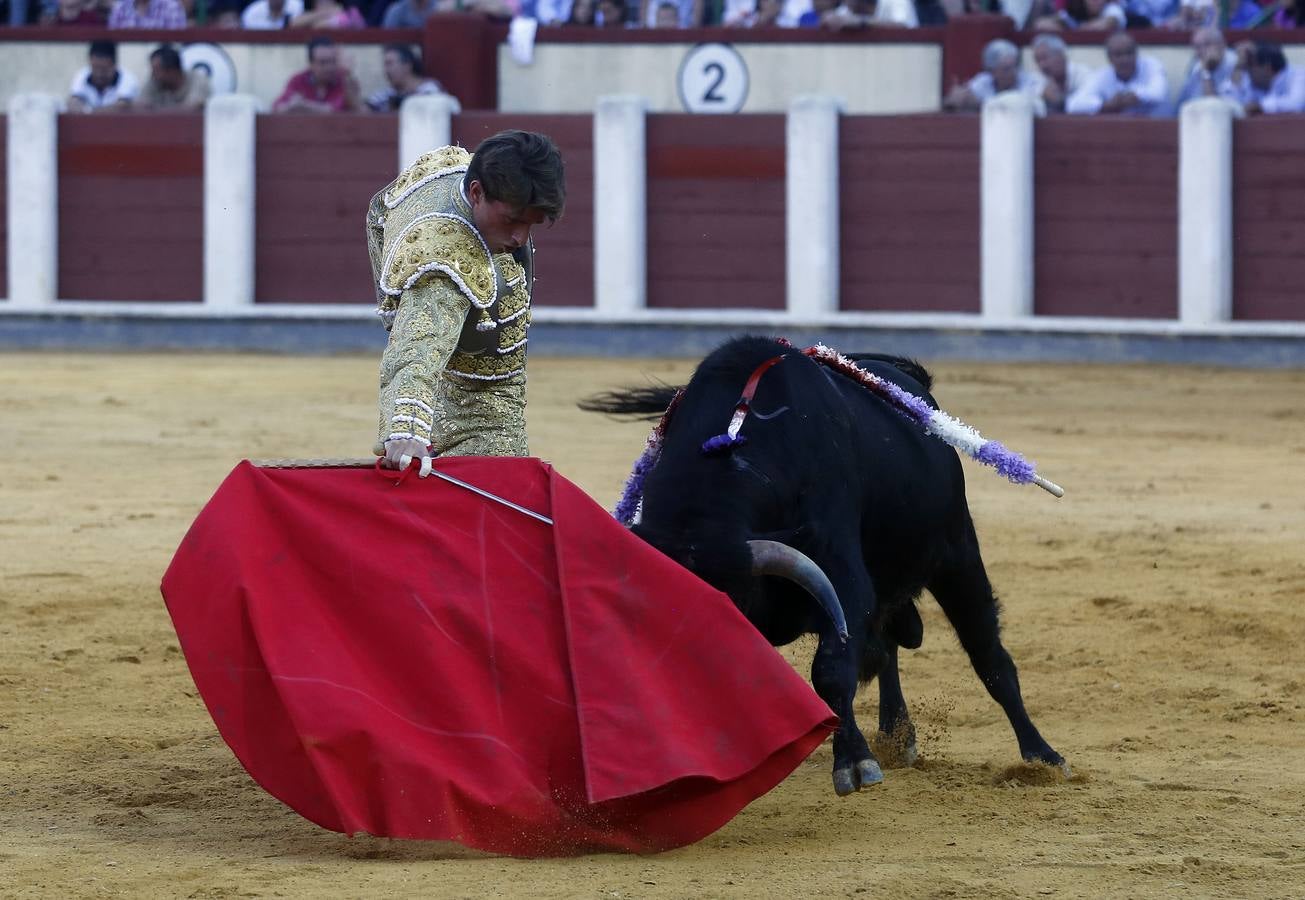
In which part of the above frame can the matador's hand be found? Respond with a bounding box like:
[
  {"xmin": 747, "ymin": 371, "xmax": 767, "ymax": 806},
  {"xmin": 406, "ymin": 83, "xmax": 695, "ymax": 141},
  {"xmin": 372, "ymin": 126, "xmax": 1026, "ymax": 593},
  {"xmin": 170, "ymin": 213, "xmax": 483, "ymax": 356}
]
[{"xmin": 382, "ymin": 437, "xmax": 434, "ymax": 477}]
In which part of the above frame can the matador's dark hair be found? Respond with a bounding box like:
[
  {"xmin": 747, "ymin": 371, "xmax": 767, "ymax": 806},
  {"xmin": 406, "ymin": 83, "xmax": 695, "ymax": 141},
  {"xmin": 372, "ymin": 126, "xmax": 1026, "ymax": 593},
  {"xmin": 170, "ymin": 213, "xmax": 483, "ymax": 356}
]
[{"xmin": 467, "ymin": 130, "xmax": 566, "ymax": 223}]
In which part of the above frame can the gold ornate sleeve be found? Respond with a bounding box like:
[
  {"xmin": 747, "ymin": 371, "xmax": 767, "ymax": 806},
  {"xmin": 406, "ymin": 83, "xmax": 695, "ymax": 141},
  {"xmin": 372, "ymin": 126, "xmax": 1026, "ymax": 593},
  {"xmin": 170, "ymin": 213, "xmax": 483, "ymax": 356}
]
[
  {"xmin": 374, "ymin": 277, "xmax": 472, "ymax": 454},
  {"xmin": 365, "ymin": 189, "xmax": 387, "ymax": 312}
]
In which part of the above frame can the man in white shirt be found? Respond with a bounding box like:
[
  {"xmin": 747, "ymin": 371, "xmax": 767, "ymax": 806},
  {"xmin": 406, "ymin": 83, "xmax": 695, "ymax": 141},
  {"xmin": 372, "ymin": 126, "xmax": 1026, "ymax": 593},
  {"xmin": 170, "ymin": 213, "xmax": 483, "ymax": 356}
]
[
  {"xmin": 1233, "ymin": 41, "xmax": 1305, "ymax": 116},
  {"xmin": 944, "ymin": 39, "xmax": 1045, "ymax": 113},
  {"xmin": 1175, "ymin": 26, "xmax": 1239, "ymax": 108},
  {"xmin": 241, "ymin": 0, "xmax": 304, "ymax": 29},
  {"xmin": 1031, "ymin": 33, "xmax": 1089, "ymax": 113},
  {"xmin": 67, "ymin": 40, "xmax": 139, "ymax": 114},
  {"xmin": 1067, "ymin": 32, "xmax": 1171, "ymax": 118},
  {"xmin": 819, "ymin": 0, "xmax": 916, "ymax": 29}
]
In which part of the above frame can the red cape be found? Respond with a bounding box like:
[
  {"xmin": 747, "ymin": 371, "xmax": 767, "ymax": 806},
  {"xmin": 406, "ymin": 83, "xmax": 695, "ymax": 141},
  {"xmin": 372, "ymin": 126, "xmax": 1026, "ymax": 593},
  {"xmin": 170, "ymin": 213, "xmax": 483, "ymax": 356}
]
[{"xmin": 161, "ymin": 458, "xmax": 835, "ymax": 856}]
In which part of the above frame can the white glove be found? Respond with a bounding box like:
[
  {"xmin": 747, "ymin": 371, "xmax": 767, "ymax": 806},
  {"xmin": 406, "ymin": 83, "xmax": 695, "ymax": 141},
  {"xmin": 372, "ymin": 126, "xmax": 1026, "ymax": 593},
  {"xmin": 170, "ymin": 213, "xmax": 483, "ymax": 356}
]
[{"xmin": 382, "ymin": 437, "xmax": 433, "ymax": 477}]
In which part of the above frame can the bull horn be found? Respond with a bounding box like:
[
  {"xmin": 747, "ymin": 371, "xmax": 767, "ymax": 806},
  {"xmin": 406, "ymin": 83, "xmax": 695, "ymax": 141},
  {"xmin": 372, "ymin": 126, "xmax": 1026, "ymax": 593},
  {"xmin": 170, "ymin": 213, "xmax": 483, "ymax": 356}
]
[{"xmin": 747, "ymin": 540, "xmax": 849, "ymax": 642}]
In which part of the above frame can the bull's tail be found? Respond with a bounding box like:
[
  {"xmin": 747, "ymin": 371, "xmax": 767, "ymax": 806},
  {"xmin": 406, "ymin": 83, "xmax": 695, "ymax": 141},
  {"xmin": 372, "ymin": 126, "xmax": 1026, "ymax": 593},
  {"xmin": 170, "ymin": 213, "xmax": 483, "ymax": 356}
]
[{"xmin": 578, "ymin": 384, "xmax": 682, "ymax": 420}]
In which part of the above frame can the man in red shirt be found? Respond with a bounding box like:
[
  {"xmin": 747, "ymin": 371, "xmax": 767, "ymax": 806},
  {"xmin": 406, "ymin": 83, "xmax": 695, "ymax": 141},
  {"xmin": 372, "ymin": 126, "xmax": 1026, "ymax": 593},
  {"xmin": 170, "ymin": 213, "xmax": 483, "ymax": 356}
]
[{"xmin": 272, "ymin": 36, "xmax": 361, "ymax": 113}]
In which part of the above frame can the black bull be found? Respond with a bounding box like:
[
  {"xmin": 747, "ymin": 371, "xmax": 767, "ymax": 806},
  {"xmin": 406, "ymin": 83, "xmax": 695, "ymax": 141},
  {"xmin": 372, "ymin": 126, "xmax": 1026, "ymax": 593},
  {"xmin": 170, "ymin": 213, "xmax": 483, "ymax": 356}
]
[{"xmin": 583, "ymin": 336, "xmax": 1065, "ymax": 795}]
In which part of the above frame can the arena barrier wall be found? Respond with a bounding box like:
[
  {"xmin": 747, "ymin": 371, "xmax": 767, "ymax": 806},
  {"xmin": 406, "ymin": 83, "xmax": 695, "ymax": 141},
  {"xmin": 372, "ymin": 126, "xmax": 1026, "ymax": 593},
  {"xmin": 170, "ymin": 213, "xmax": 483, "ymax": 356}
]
[{"xmin": 3, "ymin": 94, "xmax": 1305, "ymax": 362}]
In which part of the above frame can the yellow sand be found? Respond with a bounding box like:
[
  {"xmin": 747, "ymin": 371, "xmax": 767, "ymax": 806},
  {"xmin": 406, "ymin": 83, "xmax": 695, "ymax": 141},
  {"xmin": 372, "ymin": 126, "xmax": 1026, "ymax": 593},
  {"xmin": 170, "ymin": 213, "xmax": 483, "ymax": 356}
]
[{"xmin": 2, "ymin": 352, "xmax": 1303, "ymax": 898}]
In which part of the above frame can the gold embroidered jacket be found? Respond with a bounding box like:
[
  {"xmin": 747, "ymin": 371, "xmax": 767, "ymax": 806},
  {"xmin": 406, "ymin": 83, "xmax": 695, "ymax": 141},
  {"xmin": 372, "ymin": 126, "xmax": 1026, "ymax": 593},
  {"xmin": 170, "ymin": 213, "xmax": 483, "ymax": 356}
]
[{"xmin": 367, "ymin": 146, "xmax": 534, "ymax": 457}]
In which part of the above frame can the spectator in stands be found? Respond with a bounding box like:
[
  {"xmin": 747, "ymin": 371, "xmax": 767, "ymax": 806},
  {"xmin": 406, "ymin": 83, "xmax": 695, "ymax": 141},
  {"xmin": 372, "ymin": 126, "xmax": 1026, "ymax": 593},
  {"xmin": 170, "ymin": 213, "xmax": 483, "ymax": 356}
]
[
  {"xmin": 207, "ymin": 0, "xmax": 244, "ymax": 23},
  {"xmin": 1121, "ymin": 0, "xmax": 1176, "ymax": 26},
  {"xmin": 1165, "ymin": 0, "xmax": 1215, "ymax": 28},
  {"xmin": 724, "ymin": 0, "xmax": 782, "ymax": 23},
  {"xmin": 1264, "ymin": 0, "xmax": 1305, "ymax": 27},
  {"xmin": 135, "ymin": 44, "xmax": 210, "ymax": 112},
  {"xmin": 1232, "ymin": 40, "xmax": 1305, "ymax": 115},
  {"xmin": 49, "ymin": 0, "xmax": 107, "ymax": 24},
  {"xmin": 106, "ymin": 0, "xmax": 186, "ymax": 26},
  {"xmin": 944, "ymin": 39, "xmax": 1045, "ymax": 113},
  {"xmin": 1174, "ymin": 26, "xmax": 1238, "ymax": 108},
  {"xmin": 291, "ymin": 0, "xmax": 366, "ymax": 26},
  {"xmin": 564, "ymin": 0, "xmax": 594, "ymax": 20},
  {"xmin": 821, "ymin": 0, "xmax": 918, "ymax": 28},
  {"xmin": 380, "ymin": 0, "xmax": 449, "ymax": 27},
  {"xmin": 639, "ymin": 0, "xmax": 700, "ymax": 24},
  {"xmin": 650, "ymin": 0, "xmax": 678, "ymax": 22},
  {"xmin": 595, "ymin": 0, "xmax": 626, "ymax": 24},
  {"xmin": 794, "ymin": 0, "xmax": 837, "ymax": 25},
  {"xmin": 67, "ymin": 40, "xmax": 138, "ymax": 113},
  {"xmin": 1032, "ymin": 0, "xmax": 1124, "ymax": 31},
  {"xmin": 367, "ymin": 44, "xmax": 456, "ymax": 111},
  {"xmin": 1067, "ymin": 32, "xmax": 1171, "ymax": 117},
  {"xmin": 1031, "ymin": 33, "xmax": 1087, "ymax": 113},
  {"xmin": 272, "ymin": 36, "xmax": 362, "ymax": 113},
  {"xmin": 241, "ymin": 0, "xmax": 303, "ymax": 27},
  {"xmin": 534, "ymin": 0, "xmax": 570, "ymax": 21}
]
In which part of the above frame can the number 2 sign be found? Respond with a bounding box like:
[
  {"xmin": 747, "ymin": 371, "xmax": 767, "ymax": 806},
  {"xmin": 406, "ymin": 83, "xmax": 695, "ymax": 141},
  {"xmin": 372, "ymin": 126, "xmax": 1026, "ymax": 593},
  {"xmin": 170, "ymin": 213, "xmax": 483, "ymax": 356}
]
[{"xmin": 677, "ymin": 43, "xmax": 749, "ymax": 114}]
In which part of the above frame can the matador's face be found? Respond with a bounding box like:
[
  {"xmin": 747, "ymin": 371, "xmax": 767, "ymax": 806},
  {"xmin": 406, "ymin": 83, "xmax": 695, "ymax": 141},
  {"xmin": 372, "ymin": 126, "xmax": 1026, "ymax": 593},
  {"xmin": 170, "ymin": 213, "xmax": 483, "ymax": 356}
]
[{"xmin": 467, "ymin": 179, "xmax": 548, "ymax": 255}]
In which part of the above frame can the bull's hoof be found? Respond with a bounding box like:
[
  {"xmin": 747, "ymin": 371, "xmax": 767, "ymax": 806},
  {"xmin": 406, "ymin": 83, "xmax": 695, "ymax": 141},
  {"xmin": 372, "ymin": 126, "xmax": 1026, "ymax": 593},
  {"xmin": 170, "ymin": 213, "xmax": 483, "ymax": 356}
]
[
  {"xmin": 832, "ymin": 759, "xmax": 884, "ymax": 796},
  {"xmin": 857, "ymin": 757, "xmax": 884, "ymax": 787},
  {"xmin": 832, "ymin": 767, "xmax": 858, "ymax": 796}
]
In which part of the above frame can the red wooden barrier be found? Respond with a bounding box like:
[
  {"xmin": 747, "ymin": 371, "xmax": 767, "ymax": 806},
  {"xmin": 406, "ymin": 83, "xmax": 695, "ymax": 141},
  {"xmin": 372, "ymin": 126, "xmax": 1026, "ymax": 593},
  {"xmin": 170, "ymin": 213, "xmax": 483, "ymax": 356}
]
[
  {"xmin": 840, "ymin": 115, "xmax": 981, "ymax": 313},
  {"xmin": 1232, "ymin": 118, "xmax": 1305, "ymax": 323},
  {"xmin": 1034, "ymin": 118, "xmax": 1177, "ymax": 319},
  {"xmin": 58, "ymin": 115, "xmax": 203, "ymax": 302},
  {"xmin": 453, "ymin": 113, "xmax": 593, "ymax": 308},
  {"xmin": 646, "ymin": 115, "xmax": 786, "ymax": 311},
  {"xmin": 254, "ymin": 114, "xmax": 396, "ymax": 304}
]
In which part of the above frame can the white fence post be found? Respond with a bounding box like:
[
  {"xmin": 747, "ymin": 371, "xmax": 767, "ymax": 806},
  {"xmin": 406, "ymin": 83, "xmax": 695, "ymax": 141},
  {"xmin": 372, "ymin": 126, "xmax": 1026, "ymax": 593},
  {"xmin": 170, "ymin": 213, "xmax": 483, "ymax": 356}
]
[
  {"xmin": 786, "ymin": 94, "xmax": 841, "ymax": 318},
  {"xmin": 6, "ymin": 93, "xmax": 59, "ymax": 308},
  {"xmin": 594, "ymin": 94, "xmax": 647, "ymax": 316},
  {"xmin": 1179, "ymin": 97, "xmax": 1236, "ymax": 326},
  {"xmin": 980, "ymin": 92, "xmax": 1035, "ymax": 321},
  {"xmin": 399, "ymin": 93, "xmax": 460, "ymax": 172},
  {"xmin": 204, "ymin": 94, "xmax": 257, "ymax": 310}
]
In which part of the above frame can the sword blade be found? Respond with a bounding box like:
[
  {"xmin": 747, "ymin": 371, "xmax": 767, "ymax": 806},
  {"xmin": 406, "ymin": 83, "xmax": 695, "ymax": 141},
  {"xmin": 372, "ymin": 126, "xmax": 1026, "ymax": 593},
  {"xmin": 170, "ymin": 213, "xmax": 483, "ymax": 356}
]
[{"xmin": 426, "ymin": 468, "xmax": 554, "ymax": 525}]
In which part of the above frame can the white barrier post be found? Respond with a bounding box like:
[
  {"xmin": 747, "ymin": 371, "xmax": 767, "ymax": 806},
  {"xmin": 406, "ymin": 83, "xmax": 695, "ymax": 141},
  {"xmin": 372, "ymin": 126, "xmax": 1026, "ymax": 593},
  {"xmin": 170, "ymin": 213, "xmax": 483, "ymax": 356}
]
[
  {"xmin": 786, "ymin": 95, "xmax": 841, "ymax": 318},
  {"xmin": 6, "ymin": 93, "xmax": 59, "ymax": 308},
  {"xmin": 980, "ymin": 92, "xmax": 1035, "ymax": 321},
  {"xmin": 204, "ymin": 94, "xmax": 257, "ymax": 310},
  {"xmin": 594, "ymin": 95, "xmax": 647, "ymax": 316},
  {"xmin": 1179, "ymin": 98, "xmax": 1236, "ymax": 326},
  {"xmin": 399, "ymin": 93, "xmax": 460, "ymax": 172}
]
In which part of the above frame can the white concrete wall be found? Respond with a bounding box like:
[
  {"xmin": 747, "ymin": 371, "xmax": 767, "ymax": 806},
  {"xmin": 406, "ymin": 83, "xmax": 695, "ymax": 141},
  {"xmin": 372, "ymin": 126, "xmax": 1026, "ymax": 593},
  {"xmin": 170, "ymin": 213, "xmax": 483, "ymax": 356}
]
[{"xmin": 500, "ymin": 43, "xmax": 943, "ymax": 114}]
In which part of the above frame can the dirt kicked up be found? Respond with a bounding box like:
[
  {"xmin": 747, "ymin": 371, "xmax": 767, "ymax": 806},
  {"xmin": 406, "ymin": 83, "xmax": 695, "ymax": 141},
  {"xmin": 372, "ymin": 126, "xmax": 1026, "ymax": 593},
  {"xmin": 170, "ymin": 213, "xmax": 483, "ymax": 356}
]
[{"xmin": 1, "ymin": 351, "xmax": 1303, "ymax": 899}]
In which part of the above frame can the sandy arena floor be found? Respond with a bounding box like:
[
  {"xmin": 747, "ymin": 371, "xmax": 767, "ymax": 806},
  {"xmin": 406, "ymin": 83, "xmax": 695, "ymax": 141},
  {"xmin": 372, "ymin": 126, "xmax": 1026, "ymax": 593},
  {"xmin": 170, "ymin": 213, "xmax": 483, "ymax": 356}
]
[{"xmin": 1, "ymin": 350, "xmax": 1303, "ymax": 899}]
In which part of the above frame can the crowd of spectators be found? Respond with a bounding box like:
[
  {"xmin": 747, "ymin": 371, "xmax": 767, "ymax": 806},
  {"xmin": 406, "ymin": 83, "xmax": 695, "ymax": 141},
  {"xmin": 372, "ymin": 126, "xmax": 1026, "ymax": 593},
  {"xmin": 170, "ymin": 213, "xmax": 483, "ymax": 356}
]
[
  {"xmin": 945, "ymin": 28, "xmax": 1305, "ymax": 115},
  {"xmin": 18, "ymin": 0, "xmax": 1305, "ymax": 119},
  {"xmin": 11, "ymin": 0, "xmax": 1305, "ymax": 29},
  {"xmin": 63, "ymin": 35, "xmax": 452, "ymax": 112}
]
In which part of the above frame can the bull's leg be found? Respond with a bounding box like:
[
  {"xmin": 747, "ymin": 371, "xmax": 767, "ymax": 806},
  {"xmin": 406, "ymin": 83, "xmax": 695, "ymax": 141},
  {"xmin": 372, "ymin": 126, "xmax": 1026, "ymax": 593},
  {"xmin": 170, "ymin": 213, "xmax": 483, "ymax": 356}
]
[
  {"xmin": 928, "ymin": 559, "xmax": 1065, "ymax": 771},
  {"xmin": 876, "ymin": 644, "xmax": 918, "ymax": 766},
  {"xmin": 810, "ymin": 560, "xmax": 883, "ymax": 796},
  {"xmin": 812, "ymin": 631, "xmax": 882, "ymax": 796}
]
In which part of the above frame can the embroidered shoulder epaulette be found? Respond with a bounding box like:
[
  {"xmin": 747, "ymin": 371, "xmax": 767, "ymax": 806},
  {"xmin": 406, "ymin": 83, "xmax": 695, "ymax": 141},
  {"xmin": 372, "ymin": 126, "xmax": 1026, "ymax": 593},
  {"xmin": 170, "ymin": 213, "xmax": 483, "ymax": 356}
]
[
  {"xmin": 380, "ymin": 214, "xmax": 496, "ymax": 310},
  {"xmin": 383, "ymin": 146, "xmax": 472, "ymax": 210}
]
